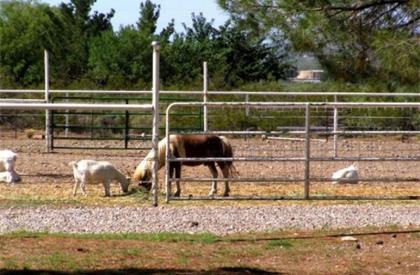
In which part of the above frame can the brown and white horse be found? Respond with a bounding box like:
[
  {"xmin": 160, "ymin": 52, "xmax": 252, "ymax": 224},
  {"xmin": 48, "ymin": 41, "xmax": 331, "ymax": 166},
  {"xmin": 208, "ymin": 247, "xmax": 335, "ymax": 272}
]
[{"xmin": 133, "ymin": 134, "xmax": 237, "ymax": 197}]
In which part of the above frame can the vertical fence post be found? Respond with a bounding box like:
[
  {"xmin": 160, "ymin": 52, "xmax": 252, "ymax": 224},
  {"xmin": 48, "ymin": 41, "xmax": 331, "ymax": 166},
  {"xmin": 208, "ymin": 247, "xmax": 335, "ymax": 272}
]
[
  {"xmin": 44, "ymin": 50, "xmax": 51, "ymax": 152},
  {"xmin": 304, "ymin": 103, "xmax": 311, "ymax": 199},
  {"xmin": 333, "ymin": 95, "xmax": 338, "ymax": 158},
  {"xmin": 65, "ymin": 92, "xmax": 69, "ymax": 137},
  {"xmin": 151, "ymin": 41, "xmax": 160, "ymax": 207},
  {"xmin": 165, "ymin": 106, "xmax": 171, "ymax": 203},
  {"xmin": 203, "ymin": 62, "xmax": 208, "ymax": 132},
  {"xmin": 245, "ymin": 94, "xmax": 249, "ymax": 117},
  {"xmin": 124, "ymin": 99, "xmax": 129, "ymax": 149}
]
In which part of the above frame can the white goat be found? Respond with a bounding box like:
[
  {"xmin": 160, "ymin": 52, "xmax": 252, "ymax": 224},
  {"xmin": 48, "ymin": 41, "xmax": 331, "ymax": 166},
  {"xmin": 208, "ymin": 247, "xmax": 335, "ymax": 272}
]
[
  {"xmin": 331, "ymin": 164, "xmax": 359, "ymax": 184},
  {"xmin": 69, "ymin": 159, "xmax": 130, "ymax": 196},
  {"xmin": 0, "ymin": 150, "xmax": 21, "ymax": 183},
  {"xmin": 0, "ymin": 171, "xmax": 13, "ymax": 183}
]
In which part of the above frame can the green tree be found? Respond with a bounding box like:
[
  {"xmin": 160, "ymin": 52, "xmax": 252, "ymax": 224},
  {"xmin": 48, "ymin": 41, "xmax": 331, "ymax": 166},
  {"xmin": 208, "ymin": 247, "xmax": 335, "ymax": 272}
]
[
  {"xmin": 137, "ymin": 0, "xmax": 159, "ymax": 36},
  {"xmin": 56, "ymin": 0, "xmax": 114, "ymax": 83},
  {"xmin": 218, "ymin": 0, "xmax": 420, "ymax": 84},
  {"xmin": 0, "ymin": 0, "xmax": 63, "ymax": 87},
  {"xmin": 161, "ymin": 12, "xmax": 294, "ymax": 88},
  {"xmin": 88, "ymin": 0, "xmax": 165, "ymax": 88},
  {"xmin": 0, "ymin": 0, "xmax": 114, "ymax": 87}
]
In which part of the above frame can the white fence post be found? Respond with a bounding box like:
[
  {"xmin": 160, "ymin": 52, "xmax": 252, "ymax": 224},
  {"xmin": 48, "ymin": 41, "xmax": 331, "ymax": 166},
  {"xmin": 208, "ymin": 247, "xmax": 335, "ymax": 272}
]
[
  {"xmin": 203, "ymin": 62, "xmax": 208, "ymax": 132},
  {"xmin": 304, "ymin": 103, "xmax": 311, "ymax": 199},
  {"xmin": 245, "ymin": 94, "xmax": 249, "ymax": 117},
  {"xmin": 65, "ymin": 91, "xmax": 69, "ymax": 137},
  {"xmin": 151, "ymin": 41, "xmax": 160, "ymax": 207},
  {"xmin": 333, "ymin": 95, "xmax": 338, "ymax": 157},
  {"xmin": 44, "ymin": 50, "xmax": 51, "ymax": 152}
]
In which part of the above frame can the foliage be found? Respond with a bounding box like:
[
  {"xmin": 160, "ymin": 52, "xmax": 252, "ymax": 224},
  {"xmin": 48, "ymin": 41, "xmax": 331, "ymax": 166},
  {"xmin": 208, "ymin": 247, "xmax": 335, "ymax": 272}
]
[
  {"xmin": 0, "ymin": 0, "xmax": 59, "ymax": 87},
  {"xmin": 0, "ymin": 0, "xmax": 114, "ymax": 87},
  {"xmin": 0, "ymin": 0, "xmax": 294, "ymax": 89},
  {"xmin": 217, "ymin": 0, "xmax": 420, "ymax": 85}
]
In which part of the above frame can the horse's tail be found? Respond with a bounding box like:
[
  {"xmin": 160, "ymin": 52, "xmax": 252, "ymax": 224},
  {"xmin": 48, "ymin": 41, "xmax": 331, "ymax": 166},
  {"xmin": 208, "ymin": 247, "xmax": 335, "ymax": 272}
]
[{"xmin": 219, "ymin": 136, "xmax": 238, "ymax": 177}]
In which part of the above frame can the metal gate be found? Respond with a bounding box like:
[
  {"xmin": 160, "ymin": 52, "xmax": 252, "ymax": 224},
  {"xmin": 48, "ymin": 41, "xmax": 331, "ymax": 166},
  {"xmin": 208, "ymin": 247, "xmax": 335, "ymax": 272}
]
[
  {"xmin": 164, "ymin": 101, "xmax": 420, "ymax": 201},
  {"xmin": 50, "ymin": 95, "xmax": 203, "ymax": 150}
]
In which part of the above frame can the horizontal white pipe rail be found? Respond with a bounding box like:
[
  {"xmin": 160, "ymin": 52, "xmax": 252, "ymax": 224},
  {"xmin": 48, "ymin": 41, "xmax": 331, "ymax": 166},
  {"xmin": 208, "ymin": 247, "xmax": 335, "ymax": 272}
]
[
  {"xmin": 0, "ymin": 99, "xmax": 46, "ymax": 103},
  {"xmin": 170, "ymin": 157, "xmax": 304, "ymax": 162},
  {"xmin": 169, "ymin": 177, "xmax": 420, "ymax": 183},
  {"xmin": 169, "ymin": 195, "xmax": 419, "ymax": 201},
  {"xmin": 0, "ymin": 102, "xmax": 152, "ymax": 111},
  {"xmin": 165, "ymin": 101, "xmax": 420, "ymax": 202},
  {"xmin": 169, "ymin": 156, "xmax": 420, "ymax": 162},
  {"xmin": 168, "ymin": 130, "xmax": 420, "ymax": 135},
  {"xmin": 1, "ymin": 89, "xmax": 420, "ymax": 97},
  {"xmin": 167, "ymin": 101, "xmax": 420, "ymax": 109}
]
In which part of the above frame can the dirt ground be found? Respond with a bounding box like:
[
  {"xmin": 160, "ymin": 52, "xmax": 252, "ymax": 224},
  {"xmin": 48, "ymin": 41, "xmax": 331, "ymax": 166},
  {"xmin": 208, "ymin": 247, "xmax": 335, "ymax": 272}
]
[
  {"xmin": 1, "ymin": 131, "xmax": 420, "ymax": 274},
  {"xmin": 0, "ymin": 131, "xmax": 419, "ymax": 200},
  {"xmin": 0, "ymin": 229, "xmax": 419, "ymax": 274}
]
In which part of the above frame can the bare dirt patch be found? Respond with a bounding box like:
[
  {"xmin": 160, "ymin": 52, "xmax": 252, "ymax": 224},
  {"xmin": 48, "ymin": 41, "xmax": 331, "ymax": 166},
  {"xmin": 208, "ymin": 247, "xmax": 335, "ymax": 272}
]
[
  {"xmin": 1, "ymin": 132, "xmax": 419, "ymax": 274},
  {"xmin": 0, "ymin": 132, "xmax": 419, "ymax": 205},
  {"xmin": 0, "ymin": 230, "xmax": 419, "ymax": 274}
]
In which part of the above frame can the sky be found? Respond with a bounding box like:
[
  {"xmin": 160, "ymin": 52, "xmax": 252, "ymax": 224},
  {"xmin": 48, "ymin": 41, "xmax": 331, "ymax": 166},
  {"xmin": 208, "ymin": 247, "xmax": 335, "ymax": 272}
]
[{"xmin": 40, "ymin": 0, "xmax": 230, "ymax": 32}]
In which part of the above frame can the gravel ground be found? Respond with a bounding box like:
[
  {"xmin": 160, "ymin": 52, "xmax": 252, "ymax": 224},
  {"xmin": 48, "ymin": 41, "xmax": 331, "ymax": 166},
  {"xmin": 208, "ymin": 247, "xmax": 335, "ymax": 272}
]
[{"xmin": 1, "ymin": 204, "xmax": 419, "ymax": 235}]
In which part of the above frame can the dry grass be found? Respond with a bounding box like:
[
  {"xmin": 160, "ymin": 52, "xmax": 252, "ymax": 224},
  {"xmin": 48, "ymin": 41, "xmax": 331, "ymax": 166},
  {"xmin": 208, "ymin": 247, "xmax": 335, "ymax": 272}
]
[
  {"xmin": 1, "ymin": 228, "xmax": 419, "ymax": 274},
  {"xmin": 1, "ymin": 180, "xmax": 419, "ymax": 208},
  {"xmin": 0, "ymin": 133, "xmax": 418, "ymax": 207}
]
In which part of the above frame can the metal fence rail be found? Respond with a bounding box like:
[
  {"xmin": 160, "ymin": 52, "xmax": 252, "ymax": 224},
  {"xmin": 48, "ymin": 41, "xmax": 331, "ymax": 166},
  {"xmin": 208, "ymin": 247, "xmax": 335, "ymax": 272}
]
[
  {"xmin": 49, "ymin": 95, "xmax": 203, "ymax": 150},
  {"xmin": 164, "ymin": 101, "xmax": 420, "ymax": 202}
]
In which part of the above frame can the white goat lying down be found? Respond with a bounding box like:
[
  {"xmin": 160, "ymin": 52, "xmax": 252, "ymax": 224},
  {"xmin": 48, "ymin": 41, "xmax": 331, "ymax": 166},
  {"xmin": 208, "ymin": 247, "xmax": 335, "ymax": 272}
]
[
  {"xmin": 0, "ymin": 149, "xmax": 21, "ymax": 183},
  {"xmin": 331, "ymin": 164, "xmax": 359, "ymax": 184},
  {"xmin": 69, "ymin": 159, "xmax": 130, "ymax": 196}
]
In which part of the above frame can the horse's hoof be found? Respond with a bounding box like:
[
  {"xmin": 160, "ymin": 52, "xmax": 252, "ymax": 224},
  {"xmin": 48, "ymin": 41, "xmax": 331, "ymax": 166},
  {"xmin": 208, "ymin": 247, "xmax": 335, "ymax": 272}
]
[
  {"xmin": 222, "ymin": 193, "xmax": 230, "ymax": 197},
  {"xmin": 173, "ymin": 192, "xmax": 181, "ymax": 197}
]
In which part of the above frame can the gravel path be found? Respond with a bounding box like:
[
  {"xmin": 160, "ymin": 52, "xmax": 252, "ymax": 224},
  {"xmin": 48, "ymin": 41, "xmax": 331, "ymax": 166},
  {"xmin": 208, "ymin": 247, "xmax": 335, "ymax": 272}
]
[{"xmin": 1, "ymin": 205, "xmax": 419, "ymax": 235}]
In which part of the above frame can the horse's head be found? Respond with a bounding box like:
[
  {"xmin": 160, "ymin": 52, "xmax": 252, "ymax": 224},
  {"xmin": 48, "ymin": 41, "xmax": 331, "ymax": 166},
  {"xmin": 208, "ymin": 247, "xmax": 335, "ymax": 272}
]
[
  {"xmin": 132, "ymin": 160, "xmax": 152, "ymax": 191},
  {"xmin": 121, "ymin": 176, "xmax": 131, "ymax": 193}
]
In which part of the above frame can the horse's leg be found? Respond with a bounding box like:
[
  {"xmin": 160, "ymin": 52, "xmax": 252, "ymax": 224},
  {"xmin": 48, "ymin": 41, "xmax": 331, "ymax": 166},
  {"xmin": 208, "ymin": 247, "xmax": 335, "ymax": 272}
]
[
  {"xmin": 173, "ymin": 164, "xmax": 181, "ymax": 197},
  {"xmin": 208, "ymin": 163, "xmax": 218, "ymax": 196},
  {"xmin": 221, "ymin": 165, "xmax": 231, "ymax": 197},
  {"xmin": 103, "ymin": 179, "xmax": 111, "ymax": 197}
]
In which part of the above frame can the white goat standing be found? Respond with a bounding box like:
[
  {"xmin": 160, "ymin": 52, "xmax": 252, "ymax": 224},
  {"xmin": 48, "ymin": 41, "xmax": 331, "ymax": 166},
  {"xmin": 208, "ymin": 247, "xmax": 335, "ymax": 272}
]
[
  {"xmin": 69, "ymin": 159, "xmax": 130, "ymax": 196},
  {"xmin": 331, "ymin": 164, "xmax": 359, "ymax": 184},
  {"xmin": 0, "ymin": 150, "xmax": 21, "ymax": 183}
]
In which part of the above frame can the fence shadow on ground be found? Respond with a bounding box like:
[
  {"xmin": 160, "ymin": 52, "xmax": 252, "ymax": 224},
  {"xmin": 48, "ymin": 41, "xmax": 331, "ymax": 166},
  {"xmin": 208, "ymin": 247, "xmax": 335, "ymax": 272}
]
[{"xmin": 0, "ymin": 267, "xmax": 282, "ymax": 275}]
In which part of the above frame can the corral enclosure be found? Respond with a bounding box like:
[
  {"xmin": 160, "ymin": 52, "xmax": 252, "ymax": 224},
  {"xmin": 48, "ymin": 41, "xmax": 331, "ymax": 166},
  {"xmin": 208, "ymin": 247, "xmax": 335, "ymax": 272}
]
[
  {"xmin": 0, "ymin": 112, "xmax": 419, "ymax": 202},
  {"xmin": 1, "ymin": 91, "xmax": 420, "ymax": 203},
  {"xmin": 0, "ymin": 48, "xmax": 419, "ymax": 202}
]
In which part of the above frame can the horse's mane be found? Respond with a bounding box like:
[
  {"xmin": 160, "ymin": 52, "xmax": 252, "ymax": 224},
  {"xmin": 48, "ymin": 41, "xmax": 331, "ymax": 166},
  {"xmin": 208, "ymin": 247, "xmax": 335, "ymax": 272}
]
[{"xmin": 133, "ymin": 135, "xmax": 185, "ymax": 181}]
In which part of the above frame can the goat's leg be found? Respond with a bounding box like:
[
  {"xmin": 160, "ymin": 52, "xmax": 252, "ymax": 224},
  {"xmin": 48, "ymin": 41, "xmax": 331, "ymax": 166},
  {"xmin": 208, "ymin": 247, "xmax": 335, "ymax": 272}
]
[
  {"xmin": 221, "ymin": 166, "xmax": 231, "ymax": 197},
  {"xmin": 80, "ymin": 179, "xmax": 87, "ymax": 196},
  {"xmin": 72, "ymin": 179, "xmax": 80, "ymax": 196},
  {"xmin": 208, "ymin": 163, "xmax": 218, "ymax": 196},
  {"xmin": 173, "ymin": 165, "xmax": 181, "ymax": 197}
]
